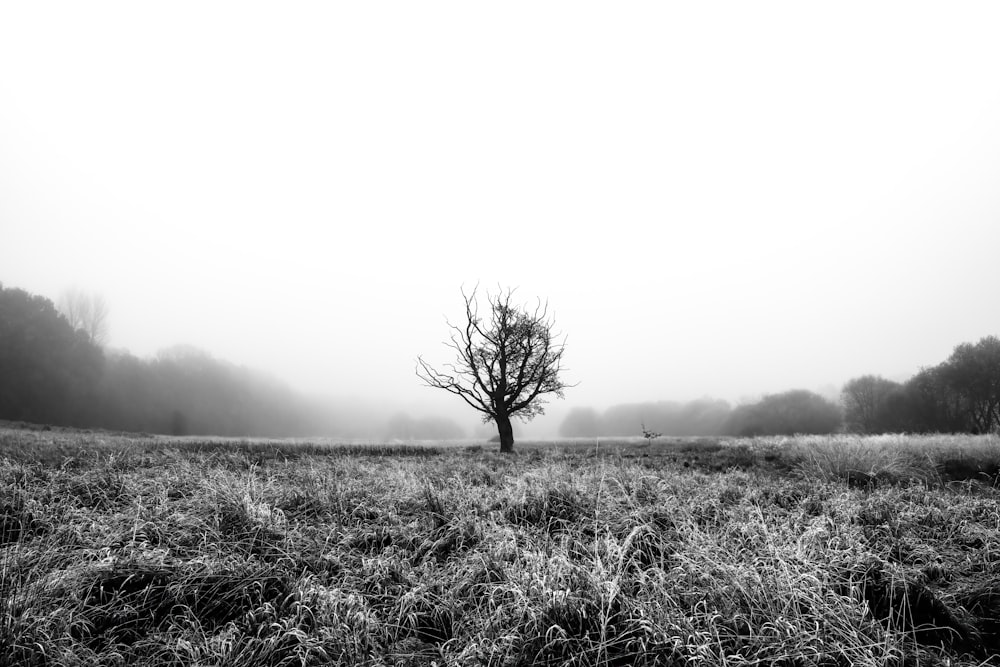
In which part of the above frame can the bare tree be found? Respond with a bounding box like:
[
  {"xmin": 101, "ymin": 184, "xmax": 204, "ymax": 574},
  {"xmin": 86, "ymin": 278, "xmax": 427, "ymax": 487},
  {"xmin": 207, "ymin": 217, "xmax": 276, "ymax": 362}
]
[
  {"xmin": 841, "ymin": 375, "xmax": 900, "ymax": 433},
  {"xmin": 58, "ymin": 288, "xmax": 110, "ymax": 347},
  {"xmin": 417, "ymin": 287, "xmax": 572, "ymax": 452}
]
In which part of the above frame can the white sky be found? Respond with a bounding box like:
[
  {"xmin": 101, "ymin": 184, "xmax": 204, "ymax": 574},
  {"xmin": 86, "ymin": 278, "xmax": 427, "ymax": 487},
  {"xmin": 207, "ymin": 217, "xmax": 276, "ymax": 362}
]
[{"xmin": 2, "ymin": 2, "xmax": 999, "ymax": 432}]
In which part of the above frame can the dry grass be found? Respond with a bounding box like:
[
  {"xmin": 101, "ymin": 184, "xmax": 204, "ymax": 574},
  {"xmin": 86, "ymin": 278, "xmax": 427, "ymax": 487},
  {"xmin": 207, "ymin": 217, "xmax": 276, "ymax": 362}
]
[
  {"xmin": 1, "ymin": 426, "xmax": 999, "ymax": 665},
  {"xmin": 746, "ymin": 433, "xmax": 1000, "ymax": 488}
]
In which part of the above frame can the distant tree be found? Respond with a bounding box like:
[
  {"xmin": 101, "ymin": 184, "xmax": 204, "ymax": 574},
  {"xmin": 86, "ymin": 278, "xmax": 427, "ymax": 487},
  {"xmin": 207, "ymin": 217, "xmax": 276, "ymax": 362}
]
[
  {"xmin": 417, "ymin": 287, "xmax": 572, "ymax": 453},
  {"xmin": 841, "ymin": 375, "xmax": 902, "ymax": 433},
  {"xmin": 58, "ymin": 287, "xmax": 110, "ymax": 346},
  {"xmin": 939, "ymin": 336, "xmax": 1000, "ymax": 433},
  {"xmin": 725, "ymin": 389, "xmax": 842, "ymax": 437},
  {"xmin": 899, "ymin": 365, "xmax": 968, "ymax": 433}
]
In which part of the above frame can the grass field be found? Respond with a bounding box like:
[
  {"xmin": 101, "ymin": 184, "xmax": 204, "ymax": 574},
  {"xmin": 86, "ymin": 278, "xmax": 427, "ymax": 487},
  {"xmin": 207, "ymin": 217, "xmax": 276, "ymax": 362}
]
[{"xmin": 1, "ymin": 425, "xmax": 999, "ymax": 666}]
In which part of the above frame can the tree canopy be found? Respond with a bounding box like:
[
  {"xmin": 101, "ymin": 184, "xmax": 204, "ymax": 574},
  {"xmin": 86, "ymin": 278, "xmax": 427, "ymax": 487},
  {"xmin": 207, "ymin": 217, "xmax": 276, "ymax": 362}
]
[
  {"xmin": 0, "ymin": 283, "xmax": 103, "ymax": 425},
  {"xmin": 840, "ymin": 336, "xmax": 1000, "ymax": 435}
]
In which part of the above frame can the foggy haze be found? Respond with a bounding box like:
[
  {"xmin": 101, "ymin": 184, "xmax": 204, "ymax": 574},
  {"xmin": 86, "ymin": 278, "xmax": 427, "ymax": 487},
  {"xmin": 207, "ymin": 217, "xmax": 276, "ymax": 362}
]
[{"xmin": 3, "ymin": 3, "xmax": 999, "ymax": 437}]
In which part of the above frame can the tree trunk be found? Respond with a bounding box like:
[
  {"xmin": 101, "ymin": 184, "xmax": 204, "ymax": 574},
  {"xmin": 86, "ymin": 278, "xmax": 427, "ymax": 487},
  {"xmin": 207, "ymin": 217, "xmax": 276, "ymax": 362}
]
[{"xmin": 496, "ymin": 413, "xmax": 515, "ymax": 453}]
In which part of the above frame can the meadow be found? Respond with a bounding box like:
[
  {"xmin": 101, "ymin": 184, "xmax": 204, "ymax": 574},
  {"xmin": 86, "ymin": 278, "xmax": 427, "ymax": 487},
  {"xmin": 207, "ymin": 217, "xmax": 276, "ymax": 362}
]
[{"xmin": 1, "ymin": 424, "xmax": 999, "ymax": 666}]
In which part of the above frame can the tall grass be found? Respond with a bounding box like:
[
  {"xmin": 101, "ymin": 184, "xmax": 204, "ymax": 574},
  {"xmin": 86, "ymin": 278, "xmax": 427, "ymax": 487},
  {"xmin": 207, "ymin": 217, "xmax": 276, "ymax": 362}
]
[
  {"xmin": 770, "ymin": 433, "xmax": 1000, "ymax": 487},
  {"xmin": 1, "ymin": 428, "xmax": 999, "ymax": 665}
]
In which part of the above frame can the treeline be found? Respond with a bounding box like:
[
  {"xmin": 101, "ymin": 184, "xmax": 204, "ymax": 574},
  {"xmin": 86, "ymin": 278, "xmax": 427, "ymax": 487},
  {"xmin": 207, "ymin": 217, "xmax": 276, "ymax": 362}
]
[
  {"xmin": 0, "ymin": 283, "xmax": 471, "ymax": 438},
  {"xmin": 725, "ymin": 390, "xmax": 841, "ymax": 437},
  {"xmin": 559, "ymin": 336, "xmax": 1000, "ymax": 438},
  {"xmin": 0, "ymin": 284, "xmax": 104, "ymax": 426},
  {"xmin": 558, "ymin": 392, "xmax": 844, "ymax": 438},
  {"xmin": 0, "ymin": 282, "xmax": 327, "ymax": 435},
  {"xmin": 559, "ymin": 398, "xmax": 733, "ymax": 437},
  {"xmin": 0, "ymin": 284, "xmax": 349, "ymax": 436},
  {"xmin": 4, "ymin": 282, "xmax": 997, "ymax": 439},
  {"xmin": 95, "ymin": 346, "xmax": 325, "ymax": 437},
  {"xmin": 841, "ymin": 336, "xmax": 1000, "ymax": 434}
]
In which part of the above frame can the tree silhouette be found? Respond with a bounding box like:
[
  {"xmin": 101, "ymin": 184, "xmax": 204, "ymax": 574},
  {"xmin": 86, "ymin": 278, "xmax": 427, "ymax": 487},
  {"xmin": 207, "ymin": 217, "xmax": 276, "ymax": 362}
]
[
  {"xmin": 841, "ymin": 375, "xmax": 902, "ymax": 433},
  {"xmin": 940, "ymin": 336, "xmax": 1000, "ymax": 433},
  {"xmin": 417, "ymin": 287, "xmax": 572, "ymax": 452},
  {"xmin": 58, "ymin": 287, "xmax": 110, "ymax": 346}
]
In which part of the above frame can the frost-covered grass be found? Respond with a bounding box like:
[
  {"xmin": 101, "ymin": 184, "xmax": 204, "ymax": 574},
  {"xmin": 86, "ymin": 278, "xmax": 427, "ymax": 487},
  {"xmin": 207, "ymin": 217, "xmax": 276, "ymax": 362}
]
[
  {"xmin": 1, "ymin": 427, "xmax": 999, "ymax": 665},
  {"xmin": 733, "ymin": 433, "xmax": 1000, "ymax": 488}
]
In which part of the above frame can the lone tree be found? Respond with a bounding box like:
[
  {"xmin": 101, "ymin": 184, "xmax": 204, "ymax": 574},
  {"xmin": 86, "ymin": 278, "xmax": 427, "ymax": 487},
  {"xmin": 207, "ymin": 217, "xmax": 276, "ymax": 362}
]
[{"xmin": 417, "ymin": 287, "xmax": 572, "ymax": 453}]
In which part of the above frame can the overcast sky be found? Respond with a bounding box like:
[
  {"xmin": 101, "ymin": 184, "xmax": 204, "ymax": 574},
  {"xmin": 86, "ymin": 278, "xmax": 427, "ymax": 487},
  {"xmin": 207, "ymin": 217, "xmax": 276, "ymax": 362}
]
[{"xmin": 2, "ymin": 2, "xmax": 999, "ymax": 432}]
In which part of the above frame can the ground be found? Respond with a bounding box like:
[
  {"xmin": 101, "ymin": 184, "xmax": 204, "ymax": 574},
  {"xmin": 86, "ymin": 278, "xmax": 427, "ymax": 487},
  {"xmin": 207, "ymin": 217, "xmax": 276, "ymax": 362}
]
[{"xmin": 1, "ymin": 424, "xmax": 999, "ymax": 666}]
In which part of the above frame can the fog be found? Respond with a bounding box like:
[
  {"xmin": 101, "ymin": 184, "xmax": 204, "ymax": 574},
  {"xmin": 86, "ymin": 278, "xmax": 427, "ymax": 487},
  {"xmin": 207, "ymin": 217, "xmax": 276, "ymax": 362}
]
[{"xmin": 3, "ymin": 4, "xmax": 999, "ymax": 437}]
